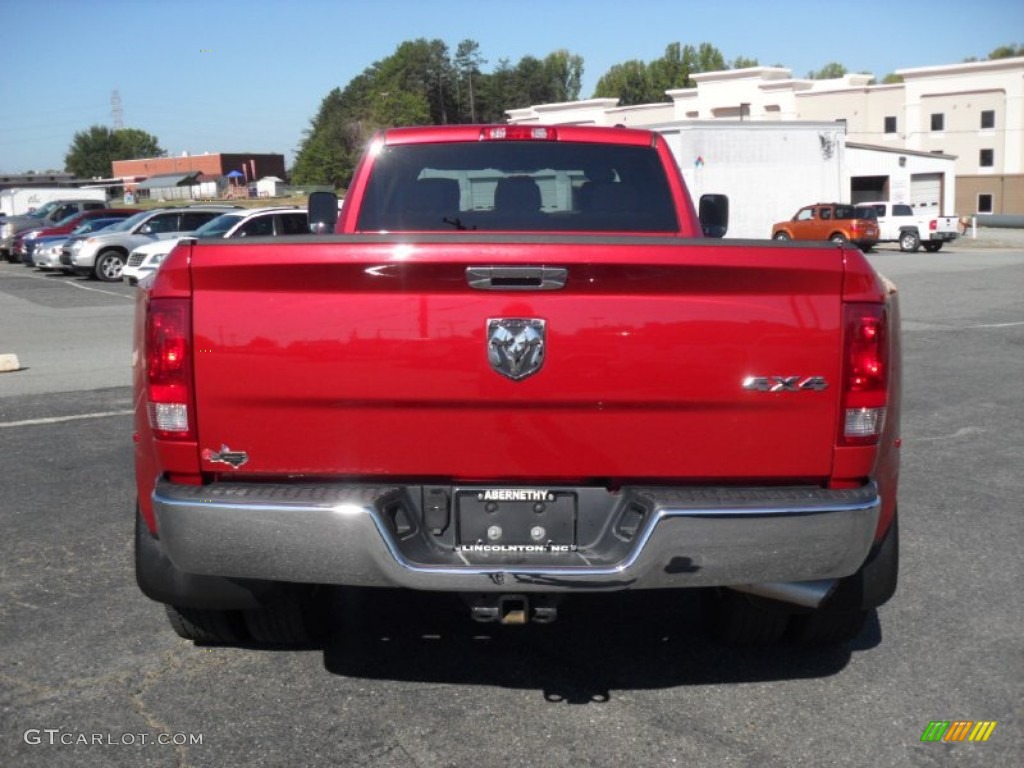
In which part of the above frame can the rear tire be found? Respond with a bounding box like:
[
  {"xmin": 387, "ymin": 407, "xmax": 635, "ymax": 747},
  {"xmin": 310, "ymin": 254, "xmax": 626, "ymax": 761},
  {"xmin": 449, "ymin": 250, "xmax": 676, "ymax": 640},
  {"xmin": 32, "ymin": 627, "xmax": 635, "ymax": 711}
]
[
  {"xmin": 164, "ymin": 605, "xmax": 247, "ymax": 644},
  {"xmin": 788, "ymin": 608, "xmax": 867, "ymax": 646},
  {"xmin": 703, "ymin": 589, "xmax": 790, "ymax": 646},
  {"xmin": 244, "ymin": 588, "xmax": 324, "ymax": 646},
  {"xmin": 899, "ymin": 231, "xmax": 920, "ymax": 252},
  {"xmin": 829, "ymin": 233, "xmax": 848, "ymax": 245}
]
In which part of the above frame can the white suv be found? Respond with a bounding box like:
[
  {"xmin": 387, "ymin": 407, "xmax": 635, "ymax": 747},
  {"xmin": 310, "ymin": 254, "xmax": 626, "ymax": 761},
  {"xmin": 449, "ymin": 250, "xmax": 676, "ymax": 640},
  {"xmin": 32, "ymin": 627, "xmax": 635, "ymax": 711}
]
[{"xmin": 122, "ymin": 206, "xmax": 309, "ymax": 285}]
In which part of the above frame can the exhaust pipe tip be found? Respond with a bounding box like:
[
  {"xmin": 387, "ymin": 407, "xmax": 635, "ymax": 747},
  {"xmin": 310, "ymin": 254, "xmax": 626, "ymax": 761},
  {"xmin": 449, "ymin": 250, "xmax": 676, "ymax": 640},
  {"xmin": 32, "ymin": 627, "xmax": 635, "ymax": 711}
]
[{"xmin": 730, "ymin": 579, "xmax": 837, "ymax": 608}]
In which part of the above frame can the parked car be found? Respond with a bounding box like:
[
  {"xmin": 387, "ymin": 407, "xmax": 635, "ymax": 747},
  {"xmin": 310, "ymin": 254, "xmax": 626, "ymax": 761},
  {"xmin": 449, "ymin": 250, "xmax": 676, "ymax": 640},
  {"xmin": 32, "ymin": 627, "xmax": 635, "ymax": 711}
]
[
  {"xmin": 770, "ymin": 203, "xmax": 879, "ymax": 250},
  {"xmin": 61, "ymin": 218, "xmax": 134, "ymax": 276},
  {"xmin": 15, "ymin": 208, "xmax": 136, "ymax": 265},
  {"xmin": 862, "ymin": 200, "xmax": 959, "ymax": 252},
  {"xmin": 63, "ymin": 205, "xmax": 240, "ymax": 282},
  {"xmin": 32, "ymin": 217, "xmax": 130, "ymax": 271},
  {"xmin": 122, "ymin": 206, "xmax": 308, "ymax": 285},
  {"xmin": 1, "ymin": 198, "xmax": 110, "ymax": 261}
]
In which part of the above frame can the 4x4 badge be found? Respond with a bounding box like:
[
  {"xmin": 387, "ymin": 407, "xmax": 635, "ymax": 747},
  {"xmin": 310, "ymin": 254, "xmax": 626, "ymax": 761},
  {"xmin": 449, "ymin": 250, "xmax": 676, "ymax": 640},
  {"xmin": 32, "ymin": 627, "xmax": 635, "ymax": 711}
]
[
  {"xmin": 742, "ymin": 376, "xmax": 829, "ymax": 392},
  {"xmin": 487, "ymin": 318, "xmax": 545, "ymax": 380}
]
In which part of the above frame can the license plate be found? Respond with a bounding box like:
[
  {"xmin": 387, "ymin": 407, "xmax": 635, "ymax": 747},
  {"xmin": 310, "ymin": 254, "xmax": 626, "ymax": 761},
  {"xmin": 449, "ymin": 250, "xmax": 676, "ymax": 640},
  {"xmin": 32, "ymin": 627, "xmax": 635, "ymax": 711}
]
[{"xmin": 456, "ymin": 489, "xmax": 576, "ymax": 550}]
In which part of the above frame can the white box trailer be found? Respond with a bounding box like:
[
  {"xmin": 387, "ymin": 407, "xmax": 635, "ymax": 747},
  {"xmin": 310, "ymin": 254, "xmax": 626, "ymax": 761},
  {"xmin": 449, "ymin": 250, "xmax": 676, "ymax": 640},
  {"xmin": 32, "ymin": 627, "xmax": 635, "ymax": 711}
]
[
  {"xmin": 654, "ymin": 121, "xmax": 847, "ymax": 240},
  {"xmin": 0, "ymin": 187, "xmax": 107, "ymax": 217}
]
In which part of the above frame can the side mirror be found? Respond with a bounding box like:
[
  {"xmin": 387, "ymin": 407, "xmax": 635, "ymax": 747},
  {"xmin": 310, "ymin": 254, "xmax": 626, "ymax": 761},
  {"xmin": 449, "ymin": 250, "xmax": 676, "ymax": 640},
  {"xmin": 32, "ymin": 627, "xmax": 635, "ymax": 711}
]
[
  {"xmin": 699, "ymin": 193, "xmax": 729, "ymax": 238},
  {"xmin": 308, "ymin": 191, "xmax": 339, "ymax": 234}
]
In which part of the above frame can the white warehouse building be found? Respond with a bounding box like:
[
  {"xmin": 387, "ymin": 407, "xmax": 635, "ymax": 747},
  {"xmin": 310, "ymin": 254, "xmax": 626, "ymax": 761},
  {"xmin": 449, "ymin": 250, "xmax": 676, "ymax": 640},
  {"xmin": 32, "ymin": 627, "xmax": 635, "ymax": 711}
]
[
  {"xmin": 508, "ymin": 56, "xmax": 1024, "ymax": 238},
  {"xmin": 653, "ymin": 120, "xmax": 954, "ymax": 239}
]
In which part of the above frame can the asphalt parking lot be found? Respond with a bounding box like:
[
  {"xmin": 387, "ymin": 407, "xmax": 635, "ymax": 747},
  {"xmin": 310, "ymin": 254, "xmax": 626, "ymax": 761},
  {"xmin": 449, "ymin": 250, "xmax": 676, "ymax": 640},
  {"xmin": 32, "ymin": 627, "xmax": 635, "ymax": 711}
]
[{"xmin": 0, "ymin": 237, "xmax": 1021, "ymax": 767}]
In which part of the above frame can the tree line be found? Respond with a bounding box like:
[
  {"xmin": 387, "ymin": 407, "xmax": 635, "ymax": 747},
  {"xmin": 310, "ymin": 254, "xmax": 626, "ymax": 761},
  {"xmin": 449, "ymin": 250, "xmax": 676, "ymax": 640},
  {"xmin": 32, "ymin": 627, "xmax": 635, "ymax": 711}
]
[
  {"xmin": 290, "ymin": 39, "xmax": 757, "ymax": 188},
  {"xmin": 289, "ymin": 39, "xmax": 584, "ymax": 188}
]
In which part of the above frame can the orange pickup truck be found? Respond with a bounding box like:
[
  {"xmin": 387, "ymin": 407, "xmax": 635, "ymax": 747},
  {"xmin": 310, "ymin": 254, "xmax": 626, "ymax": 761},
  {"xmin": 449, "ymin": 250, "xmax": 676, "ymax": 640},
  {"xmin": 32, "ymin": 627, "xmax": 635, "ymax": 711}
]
[{"xmin": 771, "ymin": 203, "xmax": 880, "ymax": 250}]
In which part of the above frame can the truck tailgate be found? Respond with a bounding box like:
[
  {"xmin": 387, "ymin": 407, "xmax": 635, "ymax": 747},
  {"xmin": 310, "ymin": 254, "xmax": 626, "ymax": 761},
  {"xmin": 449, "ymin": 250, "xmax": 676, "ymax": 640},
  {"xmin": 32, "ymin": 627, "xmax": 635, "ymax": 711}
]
[{"xmin": 188, "ymin": 237, "xmax": 845, "ymax": 482}]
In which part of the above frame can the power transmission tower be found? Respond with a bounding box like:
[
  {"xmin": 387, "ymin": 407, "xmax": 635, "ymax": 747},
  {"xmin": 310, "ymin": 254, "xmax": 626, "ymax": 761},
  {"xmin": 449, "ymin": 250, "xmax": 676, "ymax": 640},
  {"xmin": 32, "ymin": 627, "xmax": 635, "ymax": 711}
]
[{"xmin": 111, "ymin": 89, "xmax": 123, "ymax": 130}]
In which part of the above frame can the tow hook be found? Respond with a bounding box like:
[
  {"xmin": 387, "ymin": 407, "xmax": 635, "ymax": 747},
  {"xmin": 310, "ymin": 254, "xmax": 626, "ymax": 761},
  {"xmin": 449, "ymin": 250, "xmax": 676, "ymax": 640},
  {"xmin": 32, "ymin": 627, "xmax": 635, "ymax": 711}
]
[{"xmin": 466, "ymin": 594, "xmax": 558, "ymax": 624}]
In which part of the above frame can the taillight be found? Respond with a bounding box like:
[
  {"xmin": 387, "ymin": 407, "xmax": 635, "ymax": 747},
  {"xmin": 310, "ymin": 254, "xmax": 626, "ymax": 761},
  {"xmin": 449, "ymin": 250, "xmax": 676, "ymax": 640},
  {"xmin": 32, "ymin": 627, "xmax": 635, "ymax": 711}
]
[
  {"xmin": 840, "ymin": 303, "xmax": 888, "ymax": 445},
  {"xmin": 146, "ymin": 298, "xmax": 195, "ymax": 440},
  {"xmin": 929, "ymin": 219, "xmax": 937, "ymax": 231},
  {"xmin": 479, "ymin": 126, "xmax": 557, "ymax": 141}
]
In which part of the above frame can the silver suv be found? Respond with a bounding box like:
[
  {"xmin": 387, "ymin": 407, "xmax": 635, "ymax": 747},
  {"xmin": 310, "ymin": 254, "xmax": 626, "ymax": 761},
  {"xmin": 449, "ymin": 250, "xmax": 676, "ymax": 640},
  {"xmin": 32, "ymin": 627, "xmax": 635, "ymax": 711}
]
[{"xmin": 63, "ymin": 205, "xmax": 240, "ymax": 282}]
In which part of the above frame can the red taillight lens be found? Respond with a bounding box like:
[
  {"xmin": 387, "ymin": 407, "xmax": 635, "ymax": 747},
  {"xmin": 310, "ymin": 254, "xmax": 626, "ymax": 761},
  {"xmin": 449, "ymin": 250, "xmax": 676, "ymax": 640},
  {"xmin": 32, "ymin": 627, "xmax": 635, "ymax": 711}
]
[
  {"xmin": 841, "ymin": 303, "xmax": 888, "ymax": 445},
  {"xmin": 929, "ymin": 219, "xmax": 937, "ymax": 231},
  {"xmin": 146, "ymin": 298, "xmax": 195, "ymax": 440},
  {"xmin": 479, "ymin": 125, "xmax": 557, "ymax": 141}
]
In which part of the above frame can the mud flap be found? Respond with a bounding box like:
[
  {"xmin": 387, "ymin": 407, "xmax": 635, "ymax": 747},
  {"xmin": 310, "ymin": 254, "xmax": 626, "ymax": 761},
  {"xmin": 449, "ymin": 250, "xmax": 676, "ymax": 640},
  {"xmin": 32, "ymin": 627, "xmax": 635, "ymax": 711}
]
[
  {"xmin": 135, "ymin": 504, "xmax": 280, "ymax": 611},
  {"xmin": 823, "ymin": 510, "xmax": 899, "ymax": 611}
]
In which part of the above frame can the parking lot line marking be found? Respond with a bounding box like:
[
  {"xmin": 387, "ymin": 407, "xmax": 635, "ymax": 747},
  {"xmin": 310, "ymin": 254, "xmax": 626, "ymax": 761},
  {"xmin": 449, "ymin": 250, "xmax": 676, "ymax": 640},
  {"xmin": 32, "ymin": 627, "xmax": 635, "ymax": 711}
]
[
  {"xmin": 968, "ymin": 321, "xmax": 1024, "ymax": 328},
  {"xmin": 61, "ymin": 281, "xmax": 135, "ymax": 300},
  {"xmin": 914, "ymin": 426, "xmax": 986, "ymax": 442},
  {"xmin": 0, "ymin": 410, "xmax": 133, "ymax": 429},
  {"xmin": 14, "ymin": 269, "xmax": 134, "ymax": 299}
]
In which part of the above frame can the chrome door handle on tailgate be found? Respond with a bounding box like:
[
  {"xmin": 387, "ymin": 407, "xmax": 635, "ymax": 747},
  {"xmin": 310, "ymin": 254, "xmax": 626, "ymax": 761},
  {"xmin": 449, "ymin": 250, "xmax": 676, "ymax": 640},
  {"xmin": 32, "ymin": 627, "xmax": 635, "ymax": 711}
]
[{"xmin": 466, "ymin": 266, "xmax": 568, "ymax": 290}]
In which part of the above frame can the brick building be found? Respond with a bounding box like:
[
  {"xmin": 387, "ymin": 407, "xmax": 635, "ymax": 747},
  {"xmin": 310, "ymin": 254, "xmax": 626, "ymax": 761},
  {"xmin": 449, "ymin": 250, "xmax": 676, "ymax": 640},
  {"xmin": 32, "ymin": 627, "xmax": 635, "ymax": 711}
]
[{"xmin": 112, "ymin": 152, "xmax": 287, "ymax": 191}]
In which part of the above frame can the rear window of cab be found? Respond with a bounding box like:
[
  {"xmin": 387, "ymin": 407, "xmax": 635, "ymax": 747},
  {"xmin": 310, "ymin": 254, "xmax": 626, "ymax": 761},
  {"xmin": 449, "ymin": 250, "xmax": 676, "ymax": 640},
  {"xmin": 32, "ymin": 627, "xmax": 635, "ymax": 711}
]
[{"xmin": 356, "ymin": 141, "xmax": 679, "ymax": 233}]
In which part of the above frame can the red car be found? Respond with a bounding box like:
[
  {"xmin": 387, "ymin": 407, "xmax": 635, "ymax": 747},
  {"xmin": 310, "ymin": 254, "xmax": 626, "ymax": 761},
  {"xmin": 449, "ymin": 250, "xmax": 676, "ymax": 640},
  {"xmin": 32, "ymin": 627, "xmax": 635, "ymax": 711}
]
[{"xmin": 14, "ymin": 208, "xmax": 136, "ymax": 265}]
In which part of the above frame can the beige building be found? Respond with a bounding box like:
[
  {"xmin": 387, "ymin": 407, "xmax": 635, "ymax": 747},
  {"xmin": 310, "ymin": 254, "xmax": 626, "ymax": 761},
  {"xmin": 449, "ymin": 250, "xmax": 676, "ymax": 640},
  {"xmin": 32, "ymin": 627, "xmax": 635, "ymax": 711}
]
[{"xmin": 508, "ymin": 56, "xmax": 1024, "ymax": 217}]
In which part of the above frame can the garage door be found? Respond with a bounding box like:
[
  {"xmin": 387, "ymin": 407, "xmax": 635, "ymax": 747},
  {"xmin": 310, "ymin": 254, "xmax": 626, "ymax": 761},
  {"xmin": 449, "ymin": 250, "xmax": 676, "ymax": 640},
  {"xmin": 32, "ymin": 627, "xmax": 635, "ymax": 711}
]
[{"xmin": 910, "ymin": 173, "xmax": 942, "ymax": 208}]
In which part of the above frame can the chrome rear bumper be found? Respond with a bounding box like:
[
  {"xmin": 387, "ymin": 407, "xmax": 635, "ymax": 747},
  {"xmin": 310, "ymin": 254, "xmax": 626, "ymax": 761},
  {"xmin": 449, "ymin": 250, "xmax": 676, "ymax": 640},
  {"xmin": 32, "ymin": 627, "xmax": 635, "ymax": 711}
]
[{"xmin": 152, "ymin": 480, "xmax": 880, "ymax": 596}]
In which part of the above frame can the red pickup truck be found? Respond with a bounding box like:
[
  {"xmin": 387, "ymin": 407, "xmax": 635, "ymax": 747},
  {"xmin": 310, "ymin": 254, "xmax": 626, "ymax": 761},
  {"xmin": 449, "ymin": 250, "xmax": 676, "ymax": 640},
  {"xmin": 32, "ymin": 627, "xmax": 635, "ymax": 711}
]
[{"xmin": 134, "ymin": 125, "xmax": 900, "ymax": 647}]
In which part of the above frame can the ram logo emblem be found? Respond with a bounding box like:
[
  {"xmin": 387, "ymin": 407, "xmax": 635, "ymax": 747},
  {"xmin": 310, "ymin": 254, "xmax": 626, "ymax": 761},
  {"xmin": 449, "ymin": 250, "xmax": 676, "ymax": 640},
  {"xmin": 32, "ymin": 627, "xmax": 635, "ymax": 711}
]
[
  {"xmin": 743, "ymin": 376, "xmax": 829, "ymax": 392},
  {"xmin": 487, "ymin": 318, "xmax": 545, "ymax": 380}
]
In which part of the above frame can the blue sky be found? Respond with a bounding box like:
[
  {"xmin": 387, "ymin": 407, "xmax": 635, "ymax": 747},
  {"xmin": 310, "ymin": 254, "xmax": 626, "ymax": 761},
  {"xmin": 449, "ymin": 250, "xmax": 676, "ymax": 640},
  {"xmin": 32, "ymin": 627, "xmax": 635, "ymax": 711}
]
[{"xmin": 3, "ymin": 0, "xmax": 1022, "ymax": 173}]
